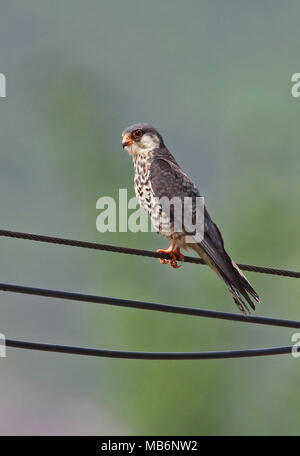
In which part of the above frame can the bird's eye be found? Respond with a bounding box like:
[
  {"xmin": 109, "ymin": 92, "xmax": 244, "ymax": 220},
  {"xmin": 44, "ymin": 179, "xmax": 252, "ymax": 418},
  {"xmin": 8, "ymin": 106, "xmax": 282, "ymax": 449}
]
[{"xmin": 132, "ymin": 129, "xmax": 143, "ymax": 139}]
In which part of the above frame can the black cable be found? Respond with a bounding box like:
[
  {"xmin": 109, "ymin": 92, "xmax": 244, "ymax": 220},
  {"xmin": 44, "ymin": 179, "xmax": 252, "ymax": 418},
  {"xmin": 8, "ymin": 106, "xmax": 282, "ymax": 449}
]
[
  {"xmin": 1, "ymin": 229, "xmax": 299, "ymax": 278},
  {"xmin": 1, "ymin": 282, "xmax": 300, "ymax": 329},
  {"xmin": 1, "ymin": 230, "xmax": 299, "ymax": 360},
  {"xmin": 5, "ymin": 338, "xmax": 295, "ymax": 359}
]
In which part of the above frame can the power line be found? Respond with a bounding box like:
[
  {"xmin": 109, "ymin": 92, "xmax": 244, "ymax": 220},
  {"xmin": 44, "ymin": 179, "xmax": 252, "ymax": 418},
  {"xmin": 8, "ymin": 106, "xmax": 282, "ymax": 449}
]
[
  {"xmin": 1, "ymin": 282, "xmax": 300, "ymax": 329},
  {"xmin": 1, "ymin": 229, "xmax": 299, "ymax": 361},
  {"xmin": 5, "ymin": 339, "xmax": 296, "ymax": 360},
  {"xmin": 0, "ymin": 229, "xmax": 299, "ymax": 278}
]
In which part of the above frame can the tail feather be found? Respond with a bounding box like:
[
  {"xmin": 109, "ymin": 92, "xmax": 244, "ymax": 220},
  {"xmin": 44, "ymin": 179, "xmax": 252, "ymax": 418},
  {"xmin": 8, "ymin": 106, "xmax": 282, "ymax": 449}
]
[
  {"xmin": 225, "ymin": 256, "xmax": 260, "ymax": 313},
  {"xmin": 191, "ymin": 242, "xmax": 260, "ymax": 314},
  {"xmin": 223, "ymin": 276, "xmax": 256, "ymax": 314},
  {"xmin": 219, "ymin": 256, "xmax": 260, "ymax": 314},
  {"xmin": 229, "ymin": 258, "xmax": 260, "ymax": 303}
]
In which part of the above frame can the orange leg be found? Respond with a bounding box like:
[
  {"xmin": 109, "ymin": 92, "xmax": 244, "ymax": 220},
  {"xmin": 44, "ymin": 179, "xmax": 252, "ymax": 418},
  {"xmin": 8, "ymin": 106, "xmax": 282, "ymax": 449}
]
[
  {"xmin": 156, "ymin": 243, "xmax": 184, "ymax": 269},
  {"xmin": 174, "ymin": 247, "xmax": 185, "ymax": 263}
]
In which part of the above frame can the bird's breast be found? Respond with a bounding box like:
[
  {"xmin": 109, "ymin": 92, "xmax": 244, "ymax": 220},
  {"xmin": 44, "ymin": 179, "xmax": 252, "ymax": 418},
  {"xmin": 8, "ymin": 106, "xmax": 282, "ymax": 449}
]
[{"xmin": 133, "ymin": 155, "xmax": 154, "ymax": 215}]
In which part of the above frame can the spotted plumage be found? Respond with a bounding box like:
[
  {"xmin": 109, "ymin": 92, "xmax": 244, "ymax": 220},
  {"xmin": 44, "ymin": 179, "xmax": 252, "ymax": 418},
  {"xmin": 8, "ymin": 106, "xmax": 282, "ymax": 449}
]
[{"xmin": 122, "ymin": 123, "xmax": 260, "ymax": 314}]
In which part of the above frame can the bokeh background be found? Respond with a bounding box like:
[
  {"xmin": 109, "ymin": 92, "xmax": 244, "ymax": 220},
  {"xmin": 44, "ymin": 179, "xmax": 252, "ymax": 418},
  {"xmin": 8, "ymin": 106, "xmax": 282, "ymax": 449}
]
[{"xmin": 0, "ymin": 0, "xmax": 299, "ymax": 435}]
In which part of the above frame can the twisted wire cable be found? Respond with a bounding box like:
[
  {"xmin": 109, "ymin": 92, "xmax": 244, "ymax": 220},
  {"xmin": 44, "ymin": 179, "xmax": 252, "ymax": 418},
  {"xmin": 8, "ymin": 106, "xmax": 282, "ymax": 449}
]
[{"xmin": 1, "ymin": 229, "xmax": 299, "ymax": 278}]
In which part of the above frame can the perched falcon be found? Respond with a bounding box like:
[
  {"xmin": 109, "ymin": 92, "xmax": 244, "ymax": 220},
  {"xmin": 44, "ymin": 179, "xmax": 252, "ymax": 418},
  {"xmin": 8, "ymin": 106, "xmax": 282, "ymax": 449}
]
[{"xmin": 122, "ymin": 123, "xmax": 260, "ymax": 314}]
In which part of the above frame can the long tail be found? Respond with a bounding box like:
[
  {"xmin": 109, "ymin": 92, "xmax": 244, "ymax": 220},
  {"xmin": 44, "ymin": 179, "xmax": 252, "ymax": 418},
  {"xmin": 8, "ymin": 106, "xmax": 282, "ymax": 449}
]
[
  {"xmin": 221, "ymin": 256, "xmax": 260, "ymax": 314},
  {"xmin": 191, "ymin": 243, "xmax": 260, "ymax": 314}
]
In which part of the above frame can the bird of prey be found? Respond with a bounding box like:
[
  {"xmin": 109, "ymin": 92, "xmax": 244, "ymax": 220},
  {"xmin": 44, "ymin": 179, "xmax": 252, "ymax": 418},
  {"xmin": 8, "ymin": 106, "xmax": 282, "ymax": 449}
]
[{"xmin": 122, "ymin": 123, "xmax": 260, "ymax": 314}]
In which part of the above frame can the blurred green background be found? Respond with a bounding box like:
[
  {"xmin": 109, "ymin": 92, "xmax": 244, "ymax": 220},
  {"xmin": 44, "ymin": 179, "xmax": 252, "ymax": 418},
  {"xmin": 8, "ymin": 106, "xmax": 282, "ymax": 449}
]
[{"xmin": 0, "ymin": 0, "xmax": 299, "ymax": 435}]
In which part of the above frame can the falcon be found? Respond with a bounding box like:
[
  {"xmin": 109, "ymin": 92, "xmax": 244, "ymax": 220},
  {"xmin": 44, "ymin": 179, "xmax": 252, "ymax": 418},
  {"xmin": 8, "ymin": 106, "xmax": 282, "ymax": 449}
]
[{"xmin": 122, "ymin": 123, "xmax": 260, "ymax": 314}]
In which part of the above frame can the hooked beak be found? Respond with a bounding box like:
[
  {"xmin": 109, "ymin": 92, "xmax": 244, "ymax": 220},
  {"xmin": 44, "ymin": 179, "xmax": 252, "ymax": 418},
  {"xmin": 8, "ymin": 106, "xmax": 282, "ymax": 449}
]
[{"xmin": 122, "ymin": 134, "xmax": 134, "ymax": 149}]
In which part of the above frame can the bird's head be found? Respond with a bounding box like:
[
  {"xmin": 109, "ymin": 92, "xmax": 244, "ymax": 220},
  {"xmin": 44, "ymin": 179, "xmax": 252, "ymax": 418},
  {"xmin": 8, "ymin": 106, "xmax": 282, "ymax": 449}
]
[{"xmin": 122, "ymin": 123, "xmax": 164, "ymax": 157}]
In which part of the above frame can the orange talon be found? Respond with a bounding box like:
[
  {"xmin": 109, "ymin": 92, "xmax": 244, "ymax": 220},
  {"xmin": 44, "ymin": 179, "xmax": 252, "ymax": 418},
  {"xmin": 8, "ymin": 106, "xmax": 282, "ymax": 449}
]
[
  {"xmin": 174, "ymin": 247, "xmax": 185, "ymax": 263},
  {"xmin": 156, "ymin": 244, "xmax": 181, "ymax": 269},
  {"xmin": 158, "ymin": 258, "xmax": 167, "ymax": 265}
]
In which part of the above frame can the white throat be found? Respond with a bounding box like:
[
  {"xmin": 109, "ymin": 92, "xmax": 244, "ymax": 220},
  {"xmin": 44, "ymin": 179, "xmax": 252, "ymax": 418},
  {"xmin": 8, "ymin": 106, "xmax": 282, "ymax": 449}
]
[{"xmin": 126, "ymin": 133, "xmax": 160, "ymax": 158}]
